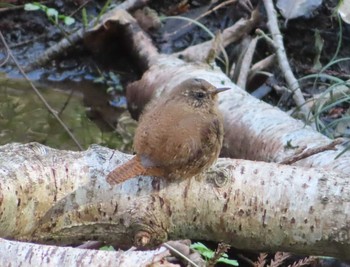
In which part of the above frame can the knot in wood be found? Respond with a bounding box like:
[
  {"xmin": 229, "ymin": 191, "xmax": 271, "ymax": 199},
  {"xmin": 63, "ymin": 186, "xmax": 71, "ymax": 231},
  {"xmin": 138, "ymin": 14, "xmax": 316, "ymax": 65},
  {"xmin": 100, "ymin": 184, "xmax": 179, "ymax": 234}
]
[
  {"xmin": 321, "ymin": 196, "xmax": 329, "ymax": 204},
  {"xmin": 134, "ymin": 231, "xmax": 151, "ymax": 247},
  {"xmin": 131, "ymin": 219, "xmax": 168, "ymax": 248},
  {"xmin": 207, "ymin": 166, "xmax": 229, "ymax": 187}
]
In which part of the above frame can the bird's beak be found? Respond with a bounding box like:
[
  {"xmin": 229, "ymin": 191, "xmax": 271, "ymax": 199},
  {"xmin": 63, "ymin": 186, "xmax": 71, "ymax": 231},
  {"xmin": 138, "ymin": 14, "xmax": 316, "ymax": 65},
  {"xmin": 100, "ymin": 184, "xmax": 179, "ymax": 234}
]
[{"xmin": 212, "ymin": 87, "xmax": 230, "ymax": 95}]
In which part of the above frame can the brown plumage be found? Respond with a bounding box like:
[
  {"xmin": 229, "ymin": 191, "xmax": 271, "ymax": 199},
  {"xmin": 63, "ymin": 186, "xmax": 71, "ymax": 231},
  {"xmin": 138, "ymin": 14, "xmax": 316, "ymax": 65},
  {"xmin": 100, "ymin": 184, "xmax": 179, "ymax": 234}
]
[{"xmin": 107, "ymin": 78, "xmax": 229, "ymax": 185}]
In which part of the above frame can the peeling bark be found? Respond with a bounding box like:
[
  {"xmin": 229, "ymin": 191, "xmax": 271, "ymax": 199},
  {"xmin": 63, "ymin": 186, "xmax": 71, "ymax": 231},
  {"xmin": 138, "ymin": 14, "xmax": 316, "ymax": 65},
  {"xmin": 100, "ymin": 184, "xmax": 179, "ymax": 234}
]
[{"xmin": 0, "ymin": 143, "xmax": 350, "ymax": 260}]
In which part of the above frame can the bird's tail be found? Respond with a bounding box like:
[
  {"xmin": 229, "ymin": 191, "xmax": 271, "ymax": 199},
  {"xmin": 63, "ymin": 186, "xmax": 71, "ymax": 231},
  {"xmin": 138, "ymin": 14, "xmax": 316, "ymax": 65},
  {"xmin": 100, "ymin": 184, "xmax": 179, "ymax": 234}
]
[{"xmin": 107, "ymin": 156, "xmax": 146, "ymax": 185}]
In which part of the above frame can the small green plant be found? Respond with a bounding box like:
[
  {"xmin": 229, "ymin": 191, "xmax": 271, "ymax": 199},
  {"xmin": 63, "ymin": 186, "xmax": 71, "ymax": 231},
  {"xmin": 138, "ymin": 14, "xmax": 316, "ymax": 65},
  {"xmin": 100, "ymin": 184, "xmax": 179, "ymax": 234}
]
[
  {"xmin": 298, "ymin": 69, "xmax": 350, "ymax": 159},
  {"xmin": 80, "ymin": 0, "xmax": 115, "ymax": 28},
  {"xmin": 24, "ymin": 2, "xmax": 75, "ymax": 26},
  {"xmin": 94, "ymin": 0, "xmax": 114, "ymax": 26},
  {"xmin": 81, "ymin": 7, "xmax": 89, "ymax": 28},
  {"xmin": 99, "ymin": 245, "xmax": 115, "ymax": 251},
  {"xmin": 190, "ymin": 242, "xmax": 239, "ymax": 266}
]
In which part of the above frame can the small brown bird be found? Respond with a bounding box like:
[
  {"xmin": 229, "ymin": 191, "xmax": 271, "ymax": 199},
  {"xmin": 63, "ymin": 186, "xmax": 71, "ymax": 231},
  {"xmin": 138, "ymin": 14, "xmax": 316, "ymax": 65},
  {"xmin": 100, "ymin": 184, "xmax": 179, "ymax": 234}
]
[{"xmin": 107, "ymin": 78, "xmax": 229, "ymax": 184}]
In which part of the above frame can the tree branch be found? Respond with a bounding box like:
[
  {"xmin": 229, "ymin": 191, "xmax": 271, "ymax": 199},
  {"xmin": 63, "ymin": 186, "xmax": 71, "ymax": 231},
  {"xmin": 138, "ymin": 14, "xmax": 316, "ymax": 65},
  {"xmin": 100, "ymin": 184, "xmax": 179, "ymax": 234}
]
[{"xmin": 262, "ymin": 0, "xmax": 310, "ymax": 118}]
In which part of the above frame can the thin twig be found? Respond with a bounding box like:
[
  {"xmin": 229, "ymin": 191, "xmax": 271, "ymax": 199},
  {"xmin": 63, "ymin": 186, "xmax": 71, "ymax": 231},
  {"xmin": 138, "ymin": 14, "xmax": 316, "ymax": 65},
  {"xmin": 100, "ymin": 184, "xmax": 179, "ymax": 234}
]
[
  {"xmin": 249, "ymin": 54, "xmax": 275, "ymax": 76},
  {"xmin": 195, "ymin": 0, "xmax": 238, "ymax": 22},
  {"xmin": 174, "ymin": 9, "xmax": 260, "ymax": 62},
  {"xmin": 237, "ymin": 36, "xmax": 259, "ymax": 89},
  {"xmin": 262, "ymin": 0, "xmax": 311, "ymax": 119},
  {"xmin": 165, "ymin": 0, "xmax": 238, "ymax": 40},
  {"xmin": 58, "ymin": 87, "xmax": 75, "ymax": 116},
  {"xmin": 68, "ymin": 0, "xmax": 92, "ymax": 18},
  {"xmin": 0, "ymin": 31, "xmax": 83, "ymax": 151},
  {"xmin": 0, "ymin": 4, "xmax": 24, "ymax": 13},
  {"xmin": 0, "ymin": 44, "xmax": 10, "ymax": 67},
  {"xmin": 237, "ymin": 253, "xmax": 256, "ymax": 266},
  {"xmin": 9, "ymin": 34, "xmax": 46, "ymax": 49},
  {"xmin": 162, "ymin": 242, "xmax": 200, "ymax": 267},
  {"xmin": 255, "ymin": 28, "xmax": 274, "ymax": 46},
  {"xmin": 279, "ymin": 139, "xmax": 343, "ymax": 165}
]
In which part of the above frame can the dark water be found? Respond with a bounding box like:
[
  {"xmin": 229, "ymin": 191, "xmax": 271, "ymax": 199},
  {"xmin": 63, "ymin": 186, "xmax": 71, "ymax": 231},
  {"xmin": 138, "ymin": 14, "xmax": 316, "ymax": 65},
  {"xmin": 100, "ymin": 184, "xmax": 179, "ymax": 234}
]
[{"xmin": 0, "ymin": 75, "xmax": 135, "ymax": 152}]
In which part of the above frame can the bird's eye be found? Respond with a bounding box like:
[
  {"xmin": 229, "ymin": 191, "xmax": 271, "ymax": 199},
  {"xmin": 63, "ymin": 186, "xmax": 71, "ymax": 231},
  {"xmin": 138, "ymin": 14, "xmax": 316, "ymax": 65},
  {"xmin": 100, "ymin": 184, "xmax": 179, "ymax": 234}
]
[{"xmin": 194, "ymin": 91, "xmax": 206, "ymax": 99}]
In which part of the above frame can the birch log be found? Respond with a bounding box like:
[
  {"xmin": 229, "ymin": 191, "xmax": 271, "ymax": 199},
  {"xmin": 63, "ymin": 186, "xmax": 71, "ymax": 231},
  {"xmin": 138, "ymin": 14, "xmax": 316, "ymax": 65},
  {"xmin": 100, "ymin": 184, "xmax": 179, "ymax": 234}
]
[
  {"xmin": 0, "ymin": 238, "xmax": 170, "ymax": 267},
  {"xmin": 126, "ymin": 56, "xmax": 350, "ymax": 174},
  {"xmin": 0, "ymin": 143, "xmax": 349, "ymax": 260}
]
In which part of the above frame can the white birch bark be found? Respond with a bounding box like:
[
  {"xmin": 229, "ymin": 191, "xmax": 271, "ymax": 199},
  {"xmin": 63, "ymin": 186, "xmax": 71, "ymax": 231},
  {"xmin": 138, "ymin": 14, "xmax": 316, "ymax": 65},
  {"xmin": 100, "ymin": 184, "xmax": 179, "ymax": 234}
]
[
  {"xmin": 0, "ymin": 143, "xmax": 349, "ymax": 260},
  {"xmin": 0, "ymin": 238, "xmax": 169, "ymax": 267}
]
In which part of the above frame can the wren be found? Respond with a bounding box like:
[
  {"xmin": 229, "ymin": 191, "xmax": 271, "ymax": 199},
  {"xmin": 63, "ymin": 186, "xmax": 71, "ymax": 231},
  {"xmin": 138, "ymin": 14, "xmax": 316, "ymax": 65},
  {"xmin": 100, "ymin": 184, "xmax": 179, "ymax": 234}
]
[{"xmin": 107, "ymin": 78, "xmax": 229, "ymax": 184}]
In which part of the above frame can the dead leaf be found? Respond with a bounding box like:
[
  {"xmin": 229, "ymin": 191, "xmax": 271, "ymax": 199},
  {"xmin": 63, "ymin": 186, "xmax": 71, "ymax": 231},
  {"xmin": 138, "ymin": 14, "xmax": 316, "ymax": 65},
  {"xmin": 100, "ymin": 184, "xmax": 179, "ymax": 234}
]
[
  {"xmin": 276, "ymin": 0, "xmax": 322, "ymax": 21},
  {"xmin": 338, "ymin": 0, "xmax": 350, "ymax": 24}
]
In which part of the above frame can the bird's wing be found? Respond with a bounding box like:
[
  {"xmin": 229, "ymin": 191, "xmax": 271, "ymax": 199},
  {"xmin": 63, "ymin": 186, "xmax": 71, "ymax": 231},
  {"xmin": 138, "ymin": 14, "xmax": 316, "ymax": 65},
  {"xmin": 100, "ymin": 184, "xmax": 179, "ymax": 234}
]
[{"xmin": 134, "ymin": 101, "xmax": 222, "ymax": 170}]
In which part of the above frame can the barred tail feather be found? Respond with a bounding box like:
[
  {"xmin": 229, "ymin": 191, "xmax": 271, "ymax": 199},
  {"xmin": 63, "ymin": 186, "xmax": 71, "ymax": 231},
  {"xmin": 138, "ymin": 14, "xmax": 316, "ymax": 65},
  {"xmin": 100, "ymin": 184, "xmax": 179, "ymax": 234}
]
[{"xmin": 107, "ymin": 156, "xmax": 146, "ymax": 185}]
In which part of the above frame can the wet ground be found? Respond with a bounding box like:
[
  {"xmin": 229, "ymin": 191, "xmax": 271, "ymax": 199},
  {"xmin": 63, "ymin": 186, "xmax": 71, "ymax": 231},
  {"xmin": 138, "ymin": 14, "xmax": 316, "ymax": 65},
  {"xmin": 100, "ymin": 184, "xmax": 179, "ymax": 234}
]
[
  {"xmin": 0, "ymin": 1, "xmax": 140, "ymax": 152},
  {"xmin": 0, "ymin": 76, "xmax": 135, "ymax": 151}
]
